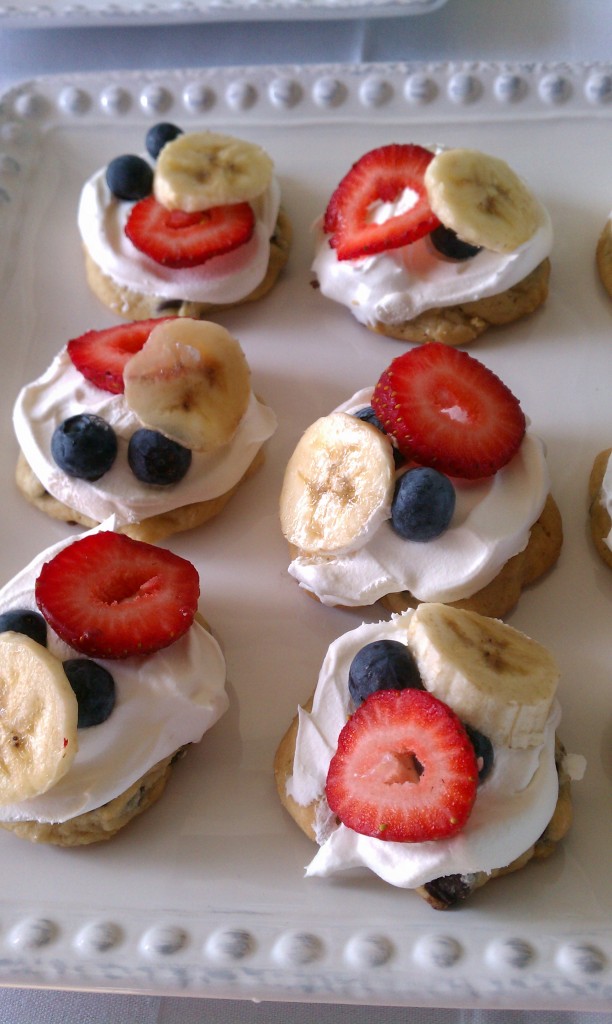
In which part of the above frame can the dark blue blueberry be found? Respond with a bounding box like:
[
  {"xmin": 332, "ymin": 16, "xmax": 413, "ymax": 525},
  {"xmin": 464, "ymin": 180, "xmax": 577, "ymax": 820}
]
[
  {"xmin": 128, "ymin": 429, "xmax": 192, "ymax": 486},
  {"xmin": 0, "ymin": 608, "xmax": 47, "ymax": 646},
  {"xmin": 105, "ymin": 154, "xmax": 153, "ymax": 201},
  {"xmin": 464, "ymin": 724, "xmax": 494, "ymax": 783},
  {"xmin": 430, "ymin": 224, "xmax": 482, "ymax": 261},
  {"xmin": 145, "ymin": 122, "xmax": 183, "ymax": 160},
  {"xmin": 391, "ymin": 466, "xmax": 455, "ymax": 542},
  {"xmin": 348, "ymin": 639, "xmax": 423, "ymax": 705},
  {"xmin": 63, "ymin": 658, "xmax": 116, "ymax": 728},
  {"xmin": 353, "ymin": 406, "xmax": 405, "ymax": 468},
  {"xmin": 51, "ymin": 414, "xmax": 117, "ymax": 482}
]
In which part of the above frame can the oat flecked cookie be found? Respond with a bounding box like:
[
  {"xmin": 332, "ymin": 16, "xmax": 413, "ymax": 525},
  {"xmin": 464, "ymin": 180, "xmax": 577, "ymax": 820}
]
[{"xmin": 588, "ymin": 447, "xmax": 612, "ymax": 569}]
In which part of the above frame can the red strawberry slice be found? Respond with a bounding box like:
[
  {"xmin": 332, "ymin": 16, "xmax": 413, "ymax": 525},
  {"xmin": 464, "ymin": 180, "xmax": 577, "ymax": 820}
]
[
  {"xmin": 323, "ymin": 144, "xmax": 440, "ymax": 261},
  {"xmin": 371, "ymin": 343, "xmax": 526, "ymax": 480},
  {"xmin": 325, "ymin": 688, "xmax": 478, "ymax": 843},
  {"xmin": 67, "ymin": 318, "xmax": 170, "ymax": 395},
  {"xmin": 125, "ymin": 195, "xmax": 255, "ymax": 268},
  {"xmin": 35, "ymin": 531, "xmax": 200, "ymax": 659}
]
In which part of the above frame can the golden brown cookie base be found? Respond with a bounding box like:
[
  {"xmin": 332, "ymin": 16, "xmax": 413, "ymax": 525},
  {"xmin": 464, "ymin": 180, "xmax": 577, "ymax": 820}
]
[
  {"xmin": 83, "ymin": 208, "xmax": 292, "ymax": 321},
  {"xmin": 588, "ymin": 447, "xmax": 612, "ymax": 569},
  {"xmin": 274, "ymin": 710, "xmax": 573, "ymax": 909},
  {"xmin": 367, "ymin": 258, "xmax": 550, "ymax": 346},
  {"xmin": 291, "ymin": 493, "xmax": 562, "ymax": 620},
  {"xmin": 596, "ymin": 221, "xmax": 612, "ymax": 298},
  {"xmin": 16, "ymin": 445, "xmax": 265, "ymax": 544},
  {"xmin": 0, "ymin": 747, "xmax": 188, "ymax": 847}
]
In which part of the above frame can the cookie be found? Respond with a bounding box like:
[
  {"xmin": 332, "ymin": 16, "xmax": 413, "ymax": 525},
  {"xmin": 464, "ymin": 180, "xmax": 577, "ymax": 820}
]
[
  {"xmin": 588, "ymin": 447, "xmax": 612, "ymax": 569},
  {"xmin": 596, "ymin": 219, "xmax": 612, "ymax": 298}
]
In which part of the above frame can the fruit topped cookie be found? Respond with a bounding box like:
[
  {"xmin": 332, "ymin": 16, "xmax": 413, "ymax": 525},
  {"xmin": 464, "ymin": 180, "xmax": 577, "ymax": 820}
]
[
  {"xmin": 280, "ymin": 343, "xmax": 562, "ymax": 618},
  {"xmin": 14, "ymin": 317, "xmax": 276, "ymax": 542},
  {"xmin": 596, "ymin": 214, "xmax": 612, "ymax": 299},
  {"xmin": 0, "ymin": 523, "xmax": 228, "ymax": 845},
  {"xmin": 78, "ymin": 123, "xmax": 291, "ymax": 320},
  {"xmin": 312, "ymin": 144, "xmax": 552, "ymax": 346},
  {"xmin": 274, "ymin": 604, "xmax": 585, "ymax": 908},
  {"xmin": 588, "ymin": 447, "xmax": 612, "ymax": 569}
]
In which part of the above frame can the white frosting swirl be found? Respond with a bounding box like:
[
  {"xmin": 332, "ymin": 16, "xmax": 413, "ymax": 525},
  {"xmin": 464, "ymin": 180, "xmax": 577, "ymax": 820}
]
[
  {"xmin": 287, "ymin": 613, "xmax": 562, "ymax": 888},
  {"xmin": 311, "ymin": 198, "xmax": 552, "ymax": 326},
  {"xmin": 288, "ymin": 389, "xmax": 549, "ymax": 606},
  {"xmin": 0, "ymin": 521, "xmax": 228, "ymax": 824},
  {"xmin": 601, "ymin": 451, "xmax": 612, "ymax": 551},
  {"xmin": 13, "ymin": 348, "xmax": 277, "ymax": 527},
  {"xmin": 77, "ymin": 166, "xmax": 282, "ymax": 307}
]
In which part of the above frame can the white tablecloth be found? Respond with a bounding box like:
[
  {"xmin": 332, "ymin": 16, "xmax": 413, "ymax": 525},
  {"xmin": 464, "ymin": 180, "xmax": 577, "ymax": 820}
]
[{"xmin": 0, "ymin": 1, "xmax": 610, "ymax": 1020}]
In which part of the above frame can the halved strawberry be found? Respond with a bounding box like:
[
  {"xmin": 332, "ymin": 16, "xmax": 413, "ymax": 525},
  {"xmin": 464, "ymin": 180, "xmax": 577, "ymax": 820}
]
[
  {"xmin": 371, "ymin": 343, "xmax": 526, "ymax": 479},
  {"xmin": 67, "ymin": 318, "xmax": 170, "ymax": 395},
  {"xmin": 35, "ymin": 531, "xmax": 200, "ymax": 659},
  {"xmin": 125, "ymin": 195, "xmax": 255, "ymax": 268},
  {"xmin": 325, "ymin": 688, "xmax": 478, "ymax": 843},
  {"xmin": 323, "ymin": 144, "xmax": 440, "ymax": 261}
]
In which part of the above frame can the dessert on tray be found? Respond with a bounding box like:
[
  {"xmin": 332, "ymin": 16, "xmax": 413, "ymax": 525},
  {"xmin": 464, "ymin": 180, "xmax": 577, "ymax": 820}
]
[
  {"xmin": 274, "ymin": 603, "xmax": 585, "ymax": 909},
  {"xmin": 78, "ymin": 122, "xmax": 291, "ymax": 320},
  {"xmin": 588, "ymin": 447, "xmax": 612, "ymax": 569},
  {"xmin": 280, "ymin": 343, "xmax": 562, "ymax": 618},
  {"xmin": 0, "ymin": 523, "xmax": 228, "ymax": 846},
  {"xmin": 14, "ymin": 317, "xmax": 276, "ymax": 542},
  {"xmin": 312, "ymin": 144, "xmax": 552, "ymax": 346}
]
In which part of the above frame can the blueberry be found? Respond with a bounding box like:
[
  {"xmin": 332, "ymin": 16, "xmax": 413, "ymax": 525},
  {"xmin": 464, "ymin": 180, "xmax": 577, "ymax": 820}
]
[
  {"xmin": 145, "ymin": 122, "xmax": 183, "ymax": 160},
  {"xmin": 0, "ymin": 608, "xmax": 47, "ymax": 646},
  {"xmin": 105, "ymin": 154, "xmax": 153, "ymax": 201},
  {"xmin": 348, "ymin": 639, "xmax": 423, "ymax": 705},
  {"xmin": 353, "ymin": 406, "xmax": 405, "ymax": 468},
  {"xmin": 464, "ymin": 724, "xmax": 494, "ymax": 783},
  {"xmin": 128, "ymin": 429, "xmax": 192, "ymax": 486},
  {"xmin": 391, "ymin": 466, "xmax": 455, "ymax": 542},
  {"xmin": 51, "ymin": 414, "xmax": 117, "ymax": 482},
  {"xmin": 430, "ymin": 224, "xmax": 482, "ymax": 261},
  {"xmin": 63, "ymin": 658, "xmax": 116, "ymax": 728}
]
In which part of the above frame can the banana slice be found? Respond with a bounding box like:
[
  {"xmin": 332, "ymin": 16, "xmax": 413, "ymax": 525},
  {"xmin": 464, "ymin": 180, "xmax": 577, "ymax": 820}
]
[
  {"xmin": 424, "ymin": 148, "xmax": 542, "ymax": 254},
  {"xmin": 0, "ymin": 632, "xmax": 78, "ymax": 805},
  {"xmin": 407, "ymin": 604, "xmax": 559, "ymax": 749},
  {"xmin": 123, "ymin": 318, "xmax": 251, "ymax": 454},
  {"xmin": 280, "ymin": 412, "xmax": 396, "ymax": 557},
  {"xmin": 154, "ymin": 131, "xmax": 274, "ymax": 212}
]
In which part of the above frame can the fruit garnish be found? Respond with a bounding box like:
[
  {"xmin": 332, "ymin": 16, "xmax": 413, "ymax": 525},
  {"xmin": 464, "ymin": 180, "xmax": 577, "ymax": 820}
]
[
  {"xmin": 0, "ymin": 632, "xmax": 78, "ymax": 803},
  {"xmin": 279, "ymin": 412, "xmax": 396, "ymax": 556},
  {"xmin": 145, "ymin": 122, "xmax": 183, "ymax": 161},
  {"xmin": 348, "ymin": 639, "xmax": 423, "ymax": 706},
  {"xmin": 391, "ymin": 466, "xmax": 456, "ymax": 541},
  {"xmin": 429, "ymin": 223, "xmax": 482, "ymax": 261},
  {"xmin": 51, "ymin": 413, "xmax": 118, "ymax": 482},
  {"xmin": 105, "ymin": 154, "xmax": 153, "ymax": 202},
  {"xmin": 63, "ymin": 658, "xmax": 116, "ymax": 728},
  {"xmin": 0, "ymin": 608, "xmax": 47, "ymax": 646},
  {"xmin": 372, "ymin": 343, "xmax": 526, "ymax": 479},
  {"xmin": 125, "ymin": 195, "xmax": 255, "ymax": 268},
  {"xmin": 424, "ymin": 148, "xmax": 541, "ymax": 255},
  {"xmin": 323, "ymin": 143, "xmax": 440, "ymax": 262},
  {"xmin": 123, "ymin": 318, "xmax": 251, "ymax": 454},
  {"xmin": 128, "ymin": 429, "xmax": 192, "ymax": 486},
  {"xmin": 35, "ymin": 531, "xmax": 200, "ymax": 660},
  {"xmin": 325, "ymin": 687, "xmax": 478, "ymax": 843},
  {"xmin": 67, "ymin": 319, "xmax": 169, "ymax": 395}
]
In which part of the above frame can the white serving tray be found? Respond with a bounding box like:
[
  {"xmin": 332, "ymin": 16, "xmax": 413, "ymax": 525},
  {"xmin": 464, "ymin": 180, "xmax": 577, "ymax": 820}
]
[
  {"xmin": 0, "ymin": 62, "xmax": 610, "ymax": 1010},
  {"xmin": 0, "ymin": 0, "xmax": 448, "ymax": 27}
]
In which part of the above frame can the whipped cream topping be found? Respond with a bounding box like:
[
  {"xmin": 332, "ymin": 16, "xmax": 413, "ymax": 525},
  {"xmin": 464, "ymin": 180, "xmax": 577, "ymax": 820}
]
[
  {"xmin": 14, "ymin": 348, "xmax": 277, "ymax": 527},
  {"xmin": 78, "ymin": 166, "xmax": 282, "ymax": 308},
  {"xmin": 288, "ymin": 388, "xmax": 549, "ymax": 606},
  {"xmin": 601, "ymin": 451, "xmax": 612, "ymax": 551},
  {"xmin": 0, "ymin": 520, "xmax": 228, "ymax": 824},
  {"xmin": 311, "ymin": 197, "xmax": 552, "ymax": 326},
  {"xmin": 287, "ymin": 613, "xmax": 566, "ymax": 889}
]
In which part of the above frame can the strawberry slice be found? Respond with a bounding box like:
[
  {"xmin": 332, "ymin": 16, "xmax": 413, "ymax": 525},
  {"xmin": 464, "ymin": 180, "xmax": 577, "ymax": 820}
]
[
  {"xmin": 323, "ymin": 144, "xmax": 440, "ymax": 261},
  {"xmin": 67, "ymin": 318, "xmax": 170, "ymax": 395},
  {"xmin": 35, "ymin": 531, "xmax": 200, "ymax": 659},
  {"xmin": 325, "ymin": 688, "xmax": 478, "ymax": 843},
  {"xmin": 125, "ymin": 195, "xmax": 255, "ymax": 268},
  {"xmin": 371, "ymin": 343, "xmax": 526, "ymax": 479}
]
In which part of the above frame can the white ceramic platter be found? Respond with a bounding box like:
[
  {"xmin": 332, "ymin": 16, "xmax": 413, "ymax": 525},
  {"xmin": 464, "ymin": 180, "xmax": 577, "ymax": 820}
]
[
  {"xmin": 0, "ymin": 0, "xmax": 447, "ymax": 27},
  {"xmin": 0, "ymin": 62, "xmax": 611, "ymax": 1010}
]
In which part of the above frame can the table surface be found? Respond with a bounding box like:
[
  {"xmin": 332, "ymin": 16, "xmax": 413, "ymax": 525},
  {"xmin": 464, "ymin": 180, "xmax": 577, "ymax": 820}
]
[{"xmin": 0, "ymin": 1, "xmax": 611, "ymax": 1021}]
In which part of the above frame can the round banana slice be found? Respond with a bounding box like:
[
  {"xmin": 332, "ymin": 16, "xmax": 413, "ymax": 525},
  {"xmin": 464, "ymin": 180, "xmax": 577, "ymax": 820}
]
[
  {"xmin": 154, "ymin": 131, "xmax": 274, "ymax": 212},
  {"xmin": 0, "ymin": 632, "xmax": 78, "ymax": 805},
  {"xmin": 424, "ymin": 148, "xmax": 542, "ymax": 254},
  {"xmin": 407, "ymin": 604, "xmax": 559, "ymax": 749},
  {"xmin": 280, "ymin": 412, "xmax": 396, "ymax": 557},
  {"xmin": 123, "ymin": 318, "xmax": 251, "ymax": 454}
]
